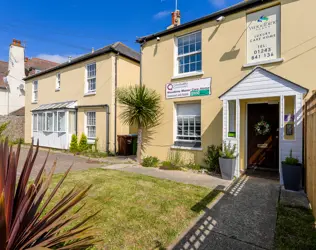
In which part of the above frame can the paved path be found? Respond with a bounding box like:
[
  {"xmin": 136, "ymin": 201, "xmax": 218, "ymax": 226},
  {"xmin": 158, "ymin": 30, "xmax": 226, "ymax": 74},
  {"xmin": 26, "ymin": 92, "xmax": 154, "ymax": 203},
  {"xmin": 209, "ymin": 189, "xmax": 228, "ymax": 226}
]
[
  {"xmin": 103, "ymin": 164, "xmax": 232, "ymax": 190},
  {"xmin": 18, "ymin": 147, "xmax": 132, "ymax": 178},
  {"xmin": 170, "ymin": 175, "xmax": 280, "ymax": 250}
]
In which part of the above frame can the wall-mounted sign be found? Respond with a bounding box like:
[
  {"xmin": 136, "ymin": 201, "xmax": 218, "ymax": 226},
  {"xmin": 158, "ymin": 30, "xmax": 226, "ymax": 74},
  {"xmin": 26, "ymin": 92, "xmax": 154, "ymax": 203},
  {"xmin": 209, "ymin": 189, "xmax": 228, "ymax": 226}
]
[
  {"xmin": 166, "ymin": 78, "xmax": 211, "ymax": 99},
  {"xmin": 246, "ymin": 5, "xmax": 281, "ymax": 64}
]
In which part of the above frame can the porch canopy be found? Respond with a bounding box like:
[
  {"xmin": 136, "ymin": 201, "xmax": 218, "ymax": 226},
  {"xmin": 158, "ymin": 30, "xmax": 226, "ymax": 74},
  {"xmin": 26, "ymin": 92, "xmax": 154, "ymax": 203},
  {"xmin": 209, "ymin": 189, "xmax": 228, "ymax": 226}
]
[{"xmin": 219, "ymin": 67, "xmax": 308, "ymax": 181}]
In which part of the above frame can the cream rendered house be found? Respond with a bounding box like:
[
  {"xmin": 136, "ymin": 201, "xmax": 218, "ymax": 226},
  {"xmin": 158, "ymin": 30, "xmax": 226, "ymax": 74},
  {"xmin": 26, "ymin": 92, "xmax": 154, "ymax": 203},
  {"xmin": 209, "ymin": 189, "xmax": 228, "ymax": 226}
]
[
  {"xmin": 24, "ymin": 42, "xmax": 140, "ymax": 152},
  {"xmin": 137, "ymin": 0, "xmax": 316, "ymax": 183}
]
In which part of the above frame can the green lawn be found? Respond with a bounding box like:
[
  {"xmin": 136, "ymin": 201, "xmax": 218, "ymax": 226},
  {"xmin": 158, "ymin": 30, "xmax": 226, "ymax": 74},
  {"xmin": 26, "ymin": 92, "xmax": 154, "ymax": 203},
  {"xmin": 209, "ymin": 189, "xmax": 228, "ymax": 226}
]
[
  {"xmin": 49, "ymin": 168, "xmax": 218, "ymax": 250},
  {"xmin": 275, "ymin": 204, "xmax": 316, "ymax": 250}
]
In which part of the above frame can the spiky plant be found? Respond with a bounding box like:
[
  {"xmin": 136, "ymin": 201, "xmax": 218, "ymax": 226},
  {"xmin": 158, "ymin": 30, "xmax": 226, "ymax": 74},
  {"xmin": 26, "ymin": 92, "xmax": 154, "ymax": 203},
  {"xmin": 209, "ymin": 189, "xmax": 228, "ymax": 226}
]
[
  {"xmin": 117, "ymin": 85, "xmax": 162, "ymax": 163},
  {"xmin": 0, "ymin": 138, "xmax": 99, "ymax": 249}
]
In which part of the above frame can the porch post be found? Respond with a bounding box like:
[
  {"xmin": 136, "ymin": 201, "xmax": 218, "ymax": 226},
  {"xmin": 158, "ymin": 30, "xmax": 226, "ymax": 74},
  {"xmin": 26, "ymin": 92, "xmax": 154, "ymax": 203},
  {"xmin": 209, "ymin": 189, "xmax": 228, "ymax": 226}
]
[
  {"xmin": 222, "ymin": 100, "xmax": 228, "ymax": 142},
  {"xmin": 236, "ymin": 99, "xmax": 240, "ymax": 177},
  {"xmin": 279, "ymin": 95, "xmax": 284, "ymax": 184}
]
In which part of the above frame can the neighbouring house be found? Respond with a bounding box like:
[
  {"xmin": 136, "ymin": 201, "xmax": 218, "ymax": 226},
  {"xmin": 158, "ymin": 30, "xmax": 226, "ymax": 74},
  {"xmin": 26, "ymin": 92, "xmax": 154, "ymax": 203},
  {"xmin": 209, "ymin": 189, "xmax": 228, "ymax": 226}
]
[
  {"xmin": 0, "ymin": 39, "xmax": 58, "ymax": 115},
  {"xmin": 136, "ymin": 0, "xmax": 316, "ymax": 184},
  {"xmin": 24, "ymin": 42, "xmax": 140, "ymax": 152}
]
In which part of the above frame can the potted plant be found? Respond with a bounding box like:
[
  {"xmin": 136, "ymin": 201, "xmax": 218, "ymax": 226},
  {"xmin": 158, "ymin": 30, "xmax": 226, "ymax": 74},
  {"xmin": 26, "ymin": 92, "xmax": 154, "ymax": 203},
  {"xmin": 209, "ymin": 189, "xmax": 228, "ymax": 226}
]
[
  {"xmin": 219, "ymin": 141, "xmax": 237, "ymax": 180},
  {"xmin": 282, "ymin": 150, "xmax": 302, "ymax": 191}
]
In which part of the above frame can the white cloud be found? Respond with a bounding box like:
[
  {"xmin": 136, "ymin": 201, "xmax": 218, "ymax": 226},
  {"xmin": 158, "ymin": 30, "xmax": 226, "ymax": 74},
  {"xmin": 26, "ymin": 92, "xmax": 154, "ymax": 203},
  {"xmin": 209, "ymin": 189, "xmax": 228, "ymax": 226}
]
[
  {"xmin": 209, "ymin": 0, "xmax": 226, "ymax": 8},
  {"xmin": 153, "ymin": 10, "xmax": 171, "ymax": 20},
  {"xmin": 36, "ymin": 54, "xmax": 80, "ymax": 63}
]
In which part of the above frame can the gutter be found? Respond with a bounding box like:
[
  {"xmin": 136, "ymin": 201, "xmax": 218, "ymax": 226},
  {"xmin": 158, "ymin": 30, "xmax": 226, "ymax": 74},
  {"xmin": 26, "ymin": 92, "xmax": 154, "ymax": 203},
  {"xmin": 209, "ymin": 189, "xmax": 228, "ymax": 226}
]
[{"xmin": 76, "ymin": 104, "xmax": 110, "ymax": 153}]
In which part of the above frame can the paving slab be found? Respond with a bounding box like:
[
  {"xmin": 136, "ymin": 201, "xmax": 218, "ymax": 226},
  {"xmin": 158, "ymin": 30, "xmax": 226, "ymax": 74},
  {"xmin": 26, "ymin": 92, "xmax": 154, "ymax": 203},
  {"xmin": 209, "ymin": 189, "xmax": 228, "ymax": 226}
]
[
  {"xmin": 103, "ymin": 164, "xmax": 232, "ymax": 190},
  {"xmin": 170, "ymin": 175, "xmax": 280, "ymax": 250}
]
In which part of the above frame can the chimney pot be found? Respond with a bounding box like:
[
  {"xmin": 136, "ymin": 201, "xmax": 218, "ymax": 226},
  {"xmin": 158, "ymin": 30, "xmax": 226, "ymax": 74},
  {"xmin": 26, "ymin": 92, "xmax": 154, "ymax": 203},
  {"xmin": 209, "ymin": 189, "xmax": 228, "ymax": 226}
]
[{"xmin": 168, "ymin": 10, "xmax": 181, "ymax": 29}]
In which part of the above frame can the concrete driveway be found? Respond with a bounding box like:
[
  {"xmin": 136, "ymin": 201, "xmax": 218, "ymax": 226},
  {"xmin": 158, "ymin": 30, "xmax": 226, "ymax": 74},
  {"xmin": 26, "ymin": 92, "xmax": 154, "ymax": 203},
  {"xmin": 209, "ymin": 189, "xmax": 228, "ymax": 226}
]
[{"xmin": 18, "ymin": 147, "xmax": 103, "ymax": 178}]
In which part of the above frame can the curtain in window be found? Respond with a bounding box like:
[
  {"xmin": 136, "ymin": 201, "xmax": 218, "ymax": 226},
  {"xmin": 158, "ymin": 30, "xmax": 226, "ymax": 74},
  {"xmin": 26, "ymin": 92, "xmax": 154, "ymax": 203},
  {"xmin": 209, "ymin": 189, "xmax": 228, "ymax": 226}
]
[{"xmin": 58, "ymin": 112, "xmax": 65, "ymax": 132}]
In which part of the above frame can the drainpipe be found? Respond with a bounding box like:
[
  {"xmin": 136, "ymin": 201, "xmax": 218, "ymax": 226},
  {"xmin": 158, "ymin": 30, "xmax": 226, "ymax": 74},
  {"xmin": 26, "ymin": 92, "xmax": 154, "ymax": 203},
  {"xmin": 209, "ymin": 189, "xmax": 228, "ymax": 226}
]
[
  {"xmin": 139, "ymin": 41, "xmax": 145, "ymax": 86},
  {"xmin": 76, "ymin": 104, "xmax": 110, "ymax": 153},
  {"xmin": 114, "ymin": 53, "xmax": 119, "ymax": 155}
]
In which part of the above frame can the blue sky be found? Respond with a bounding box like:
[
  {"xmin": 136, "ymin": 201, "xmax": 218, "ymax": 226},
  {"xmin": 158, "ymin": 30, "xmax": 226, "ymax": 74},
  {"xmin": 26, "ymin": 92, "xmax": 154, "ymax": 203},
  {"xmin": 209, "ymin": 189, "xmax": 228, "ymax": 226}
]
[{"xmin": 0, "ymin": 0, "xmax": 240, "ymax": 63}]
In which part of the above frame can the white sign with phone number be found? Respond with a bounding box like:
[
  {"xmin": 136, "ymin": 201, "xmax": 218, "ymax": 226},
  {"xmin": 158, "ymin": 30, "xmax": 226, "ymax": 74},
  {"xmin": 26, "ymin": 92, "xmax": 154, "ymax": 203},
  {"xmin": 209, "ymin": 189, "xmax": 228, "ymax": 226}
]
[{"xmin": 246, "ymin": 5, "xmax": 280, "ymax": 64}]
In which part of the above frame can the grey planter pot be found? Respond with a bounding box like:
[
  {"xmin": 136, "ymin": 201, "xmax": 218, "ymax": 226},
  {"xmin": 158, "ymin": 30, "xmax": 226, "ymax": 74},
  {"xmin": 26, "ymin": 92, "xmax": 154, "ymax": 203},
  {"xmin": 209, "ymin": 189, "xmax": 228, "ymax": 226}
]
[
  {"xmin": 282, "ymin": 163, "xmax": 302, "ymax": 191},
  {"xmin": 219, "ymin": 157, "xmax": 236, "ymax": 180}
]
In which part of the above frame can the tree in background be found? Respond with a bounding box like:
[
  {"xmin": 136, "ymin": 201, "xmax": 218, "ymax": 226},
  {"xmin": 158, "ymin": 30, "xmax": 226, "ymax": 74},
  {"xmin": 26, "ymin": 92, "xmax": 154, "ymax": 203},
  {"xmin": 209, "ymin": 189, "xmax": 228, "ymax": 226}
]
[
  {"xmin": 117, "ymin": 85, "xmax": 162, "ymax": 163},
  {"xmin": 0, "ymin": 138, "xmax": 99, "ymax": 249}
]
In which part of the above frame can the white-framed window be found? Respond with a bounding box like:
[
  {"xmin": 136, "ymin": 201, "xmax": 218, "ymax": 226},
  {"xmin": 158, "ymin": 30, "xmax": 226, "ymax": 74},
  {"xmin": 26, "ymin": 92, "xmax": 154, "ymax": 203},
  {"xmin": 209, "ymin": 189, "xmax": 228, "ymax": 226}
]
[
  {"xmin": 45, "ymin": 112, "xmax": 53, "ymax": 132},
  {"xmin": 86, "ymin": 111, "xmax": 96, "ymax": 138},
  {"xmin": 68, "ymin": 111, "xmax": 76, "ymax": 134},
  {"xmin": 176, "ymin": 31, "xmax": 202, "ymax": 75},
  {"xmin": 53, "ymin": 112, "xmax": 57, "ymax": 131},
  {"xmin": 86, "ymin": 63, "xmax": 96, "ymax": 93},
  {"xmin": 57, "ymin": 112, "xmax": 66, "ymax": 132},
  {"xmin": 175, "ymin": 103, "xmax": 201, "ymax": 147},
  {"xmin": 38, "ymin": 113, "xmax": 44, "ymax": 131},
  {"xmin": 228, "ymin": 100, "xmax": 236, "ymax": 138},
  {"xmin": 32, "ymin": 81, "xmax": 38, "ymax": 102},
  {"xmin": 33, "ymin": 114, "xmax": 38, "ymax": 131},
  {"xmin": 56, "ymin": 73, "xmax": 61, "ymax": 90}
]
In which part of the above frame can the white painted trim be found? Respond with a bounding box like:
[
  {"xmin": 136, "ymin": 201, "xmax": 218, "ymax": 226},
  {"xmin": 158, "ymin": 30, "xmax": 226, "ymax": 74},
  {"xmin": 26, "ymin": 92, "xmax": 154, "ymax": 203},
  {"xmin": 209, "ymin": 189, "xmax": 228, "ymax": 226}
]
[
  {"xmin": 242, "ymin": 58, "xmax": 284, "ymax": 68},
  {"xmin": 236, "ymin": 99, "xmax": 240, "ymax": 177},
  {"xmin": 171, "ymin": 71, "xmax": 204, "ymax": 80},
  {"xmin": 279, "ymin": 96, "xmax": 284, "ymax": 184},
  {"xmin": 171, "ymin": 146, "xmax": 203, "ymax": 151}
]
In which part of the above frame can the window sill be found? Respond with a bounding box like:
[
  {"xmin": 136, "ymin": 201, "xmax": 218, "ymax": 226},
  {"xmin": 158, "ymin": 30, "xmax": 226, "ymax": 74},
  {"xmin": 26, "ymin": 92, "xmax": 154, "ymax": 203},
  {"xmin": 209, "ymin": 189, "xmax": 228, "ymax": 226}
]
[
  {"xmin": 31, "ymin": 101, "xmax": 38, "ymax": 104},
  {"xmin": 55, "ymin": 88, "xmax": 60, "ymax": 92},
  {"xmin": 171, "ymin": 145, "xmax": 203, "ymax": 151},
  {"xmin": 242, "ymin": 58, "xmax": 284, "ymax": 68},
  {"xmin": 88, "ymin": 138, "xmax": 96, "ymax": 144},
  {"xmin": 171, "ymin": 71, "xmax": 204, "ymax": 80},
  {"xmin": 84, "ymin": 92, "xmax": 96, "ymax": 96}
]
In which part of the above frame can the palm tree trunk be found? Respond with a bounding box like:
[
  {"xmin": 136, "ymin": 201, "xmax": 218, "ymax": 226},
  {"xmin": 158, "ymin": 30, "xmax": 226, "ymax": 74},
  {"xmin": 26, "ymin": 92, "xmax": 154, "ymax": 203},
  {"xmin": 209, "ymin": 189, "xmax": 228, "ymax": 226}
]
[{"xmin": 136, "ymin": 126, "xmax": 143, "ymax": 164}]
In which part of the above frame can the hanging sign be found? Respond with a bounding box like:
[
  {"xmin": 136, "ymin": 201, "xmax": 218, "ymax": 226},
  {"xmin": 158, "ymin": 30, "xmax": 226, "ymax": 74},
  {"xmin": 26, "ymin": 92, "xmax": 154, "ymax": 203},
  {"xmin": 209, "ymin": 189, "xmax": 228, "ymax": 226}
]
[
  {"xmin": 165, "ymin": 78, "xmax": 211, "ymax": 99},
  {"xmin": 246, "ymin": 5, "xmax": 281, "ymax": 64}
]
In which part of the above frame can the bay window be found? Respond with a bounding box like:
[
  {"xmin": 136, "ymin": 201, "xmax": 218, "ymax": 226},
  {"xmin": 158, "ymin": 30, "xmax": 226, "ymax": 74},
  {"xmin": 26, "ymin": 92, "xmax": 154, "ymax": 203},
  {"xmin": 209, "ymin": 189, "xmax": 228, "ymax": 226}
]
[
  {"xmin": 175, "ymin": 103, "xmax": 201, "ymax": 148},
  {"xmin": 57, "ymin": 112, "xmax": 66, "ymax": 132},
  {"xmin": 45, "ymin": 112, "xmax": 53, "ymax": 132},
  {"xmin": 176, "ymin": 31, "xmax": 202, "ymax": 75}
]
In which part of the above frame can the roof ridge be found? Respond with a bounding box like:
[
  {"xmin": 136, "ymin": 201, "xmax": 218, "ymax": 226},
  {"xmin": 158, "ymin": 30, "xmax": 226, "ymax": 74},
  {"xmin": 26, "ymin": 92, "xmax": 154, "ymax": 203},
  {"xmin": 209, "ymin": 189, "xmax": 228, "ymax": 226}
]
[{"xmin": 30, "ymin": 57, "xmax": 59, "ymax": 64}]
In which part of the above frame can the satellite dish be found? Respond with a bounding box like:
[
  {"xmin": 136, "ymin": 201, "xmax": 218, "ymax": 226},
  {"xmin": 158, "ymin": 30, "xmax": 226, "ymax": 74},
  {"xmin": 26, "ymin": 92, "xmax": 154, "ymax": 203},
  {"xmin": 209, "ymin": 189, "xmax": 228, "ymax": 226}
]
[{"xmin": 19, "ymin": 84, "xmax": 24, "ymax": 90}]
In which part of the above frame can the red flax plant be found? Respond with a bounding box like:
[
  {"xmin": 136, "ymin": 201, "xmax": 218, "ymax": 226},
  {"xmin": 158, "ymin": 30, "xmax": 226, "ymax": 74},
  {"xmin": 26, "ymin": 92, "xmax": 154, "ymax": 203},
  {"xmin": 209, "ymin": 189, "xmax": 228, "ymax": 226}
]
[{"xmin": 0, "ymin": 139, "xmax": 100, "ymax": 249}]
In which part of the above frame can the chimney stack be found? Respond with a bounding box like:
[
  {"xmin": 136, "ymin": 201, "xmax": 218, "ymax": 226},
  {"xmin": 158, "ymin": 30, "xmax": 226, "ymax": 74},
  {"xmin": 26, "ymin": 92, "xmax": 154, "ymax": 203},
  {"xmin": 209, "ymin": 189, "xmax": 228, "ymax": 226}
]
[
  {"xmin": 11, "ymin": 39, "xmax": 23, "ymax": 47},
  {"xmin": 167, "ymin": 10, "xmax": 181, "ymax": 29}
]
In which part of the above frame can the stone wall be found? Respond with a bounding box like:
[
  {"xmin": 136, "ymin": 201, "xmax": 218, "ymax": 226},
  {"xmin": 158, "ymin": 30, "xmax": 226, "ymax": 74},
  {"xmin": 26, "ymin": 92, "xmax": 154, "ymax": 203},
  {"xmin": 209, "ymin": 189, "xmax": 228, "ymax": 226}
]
[{"xmin": 0, "ymin": 115, "xmax": 25, "ymax": 141}]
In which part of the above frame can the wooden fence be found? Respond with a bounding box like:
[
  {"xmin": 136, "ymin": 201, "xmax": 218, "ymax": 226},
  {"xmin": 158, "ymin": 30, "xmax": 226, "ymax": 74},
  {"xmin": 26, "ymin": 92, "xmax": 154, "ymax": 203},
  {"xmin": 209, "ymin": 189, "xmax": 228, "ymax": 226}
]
[{"xmin": 304, "ymin": 91, "xmax": 316, "ymax": 217}]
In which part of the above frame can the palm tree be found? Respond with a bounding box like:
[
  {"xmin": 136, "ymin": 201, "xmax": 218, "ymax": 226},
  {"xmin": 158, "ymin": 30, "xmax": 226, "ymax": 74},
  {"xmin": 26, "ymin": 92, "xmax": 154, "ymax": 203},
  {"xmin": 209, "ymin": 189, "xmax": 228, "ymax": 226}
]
[{"xmin": 117, "ymin": 85, "xmax": 162, "ymax": 163}]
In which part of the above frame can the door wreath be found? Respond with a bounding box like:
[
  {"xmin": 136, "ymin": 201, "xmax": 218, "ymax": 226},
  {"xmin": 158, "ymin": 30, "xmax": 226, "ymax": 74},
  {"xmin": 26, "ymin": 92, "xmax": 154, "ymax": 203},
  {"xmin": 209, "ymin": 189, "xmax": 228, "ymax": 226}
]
[{"xmin": 254, "ymin": 116, "xmax": 271, "ymax": 135}]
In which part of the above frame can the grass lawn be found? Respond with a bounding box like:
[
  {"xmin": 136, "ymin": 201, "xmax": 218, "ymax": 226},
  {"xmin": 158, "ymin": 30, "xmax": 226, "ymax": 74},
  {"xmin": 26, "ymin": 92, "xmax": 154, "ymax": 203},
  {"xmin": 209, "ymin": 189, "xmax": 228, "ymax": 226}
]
[
  {"xmin": 49, "ymin": 168, "xmax": 218, "ymax": 250},
  {"xmin": 275, "ymin": 204, "xmax": 316, "ymax": 250}
]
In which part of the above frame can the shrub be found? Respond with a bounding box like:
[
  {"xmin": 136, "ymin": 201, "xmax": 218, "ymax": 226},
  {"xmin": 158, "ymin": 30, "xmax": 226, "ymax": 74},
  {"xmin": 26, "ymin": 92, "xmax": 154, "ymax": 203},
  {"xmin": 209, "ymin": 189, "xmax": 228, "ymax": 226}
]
[
  {"xmin": 69, "ymin": 134, "xmax": 78, "ymax": 153},
  {"xmin": 78, "ymin": 133, "xmax": 89, "ymax": 152},
  {"xmin": 160, "ymin": 161, "xmax": 181, "ymax": 170},
  {"xmin": 167, "ymin": 150, "xmax": 184, "ymax": 167},
  {"xmin": 204, "ymin": 145, "xmax": 222, "ymax": 173},
  {"xmin": 0, "ymin": 121, "xmax": 9, "ymax": 136},
  {"xmin": 0, "ymin": 138, "xmax": 99, "ymax": 249},
  {"xmin": 220, "ymin": 141, "xmax": 237, "ymax": 159},
  {"xmin": 142, "ymin": 156, "xmax": 160, "ymax": 168},
  {"xmin": 185, "ymin": 161, "xmax": 201, "ymax": 171},
  {"xmin": 284, "ymin": 149, "xmax": 300, "ymax": 165}
]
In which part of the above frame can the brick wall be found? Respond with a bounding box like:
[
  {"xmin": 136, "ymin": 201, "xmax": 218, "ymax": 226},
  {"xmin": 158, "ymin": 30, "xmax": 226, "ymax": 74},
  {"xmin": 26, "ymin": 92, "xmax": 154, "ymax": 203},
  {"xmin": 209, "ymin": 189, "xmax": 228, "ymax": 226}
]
[{"xmin": 0, "ymin": 115, "xmax": 25, "ymax": 141}]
